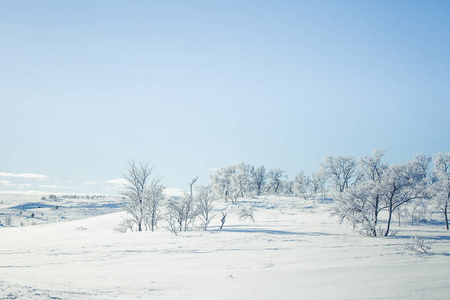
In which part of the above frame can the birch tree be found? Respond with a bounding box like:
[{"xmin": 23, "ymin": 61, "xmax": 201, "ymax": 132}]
[
  {"xmin": 432, "ymin": 152, "xmax": 450, "ymax": 230},
  {"xmin": 122, "ymin": 160, "xmax": 165, "ymax": 232}
]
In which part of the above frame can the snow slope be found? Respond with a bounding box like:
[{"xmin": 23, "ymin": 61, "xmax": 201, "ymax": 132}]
[{"xmin": 1, "ymin": 195, "xmax": 449, "ymax": 299}]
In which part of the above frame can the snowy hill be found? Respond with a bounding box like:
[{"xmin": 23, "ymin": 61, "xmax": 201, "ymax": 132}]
[{"xmin": 1, "ymin": 195, "xmax": 449, "ymax": 299}]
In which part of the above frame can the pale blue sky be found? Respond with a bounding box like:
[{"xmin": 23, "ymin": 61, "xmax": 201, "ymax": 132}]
[{"xmin": 1, "ymin": 1, "xmax": 449, "ymax": 194}]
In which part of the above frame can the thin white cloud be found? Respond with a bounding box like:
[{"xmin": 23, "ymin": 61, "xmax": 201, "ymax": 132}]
[
  {"xmin": 83, "ymin": 181, "xmax": 97, "ymax": 185},
  {"xmin": 207, "ymin": 168, "xmax": 218, "ymax": 172},
  {"xmin": 105, "ymin": 178, "xmax": 127, "ymax": 185},
  {"xmin": 164, "ymin": 187, "xmax": 185, "ymax": 197},
  {"xmin": 75, "ymin": 167, "xmax": 87, "ymax": 171},
  {"xmin": 0, "ymin": 172, "xmax": 48, "ymax": 179},
  {"xmin": 0, "ymin": 190, "xmax": 49, "ymax": 195},
  {"xmin": 1, "ymin": 181, "xmax": 31, "ymax": 188},
  {"xmin": 39, "ymin": 185, "xmax": 75, "ymax": 189},
  {"xmin": 17, "ymin": 183, "xmax": 32, "ymax": 189}
]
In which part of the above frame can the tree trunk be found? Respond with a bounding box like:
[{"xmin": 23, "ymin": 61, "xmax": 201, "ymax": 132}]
[
  {"xmin": 372, "ymin": 196, "xmax": 379, "ymax": 237},
  {"xmin": 384, "ymin": 200, "xmax": 393, "ymax": 236},
  {"xmin": 445, "ymin": 202, "xmax": 449, "ymax": 230}
]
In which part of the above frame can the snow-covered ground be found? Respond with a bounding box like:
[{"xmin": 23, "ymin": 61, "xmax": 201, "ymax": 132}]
[{"xmin": 1, "ymin": 195, "xmax": 449, "ymax": 299}]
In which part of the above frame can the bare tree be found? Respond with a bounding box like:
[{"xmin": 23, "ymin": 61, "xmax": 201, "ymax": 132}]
[
  {"xmin": 182, "ymin": 176, "xmax": 199, "ymax": 231},
  {"xmin": 333, "ymin": 151, "xmax": 429, "ymax": 237},
  {"xmin": 122, "ymin": 160, "xmax": 165, "ymax": 232},
  {"xmin": 311, "ymin": 168, "xmax": 328, "ymax": 200},
  {"xmin": 196, "ymin": 185, "xmax": 216, "ymax": 230},
  {"xmin": 250, "ymin": 165, "xmax": 266, "ymax": 196},
  {"xmin": 432, "ymin": 152, "xmax": 450, "ymax": 230},
  {"xmin": 166, "ymin": 198, "xmax": 185, "ymax": 233},
  {"xmin": 144, "ymin": 183, "xmax": 165, "ymax": 231},
  {"xmin": 293, "ymin": 171, "xmax": 311, "ymax": 200},
  {"xmin": 323, "ymin": 155, "xmax": 358, "ymax": 192},
  {"xmin": 381, "ymin": 162, "xmax": 429, "ymax": 236},
  {"xmin": 266, "ymin": 168, "xmax": 286, "ymax": 194}
]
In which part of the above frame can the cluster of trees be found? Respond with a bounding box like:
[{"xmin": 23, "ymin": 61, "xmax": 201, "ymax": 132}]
[
  {"xmin": 118, "ymin": 161, "xmax": 216, "ymax": 233},
  {"xmin": 166, "ymin": 177, "xmax": 217, "ymax": 233},
  {"xmin": 209, "ymin": 163, "xmax": 288, "ymax": 203},
  {"xmin": 208, "ymin": 162, "xmax": 328, "ymax": 202},
  {"xmin": 120, "ymin": 151, "xmax": 450, "ymax": 236},
  {"xmin": 331, "ymin": 151, "xmax": 450, "ymax": 236}
]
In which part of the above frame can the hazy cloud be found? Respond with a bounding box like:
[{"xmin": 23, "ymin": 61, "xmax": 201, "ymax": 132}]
[
  {"xmin": 1, "ymin": 181, "xmax": 32, "ymax": 189},
  {"xmin": 39, "ymin": 185, "xmax": 75, "ymax": 189},
  {"xmin": 105, "ymin": 179, "xmax": 127, "ymax": 185},
  {"xmin": 164, "ymin": 187, "xmax": 185, "ymax": 197},
  {"xmin": 83, "ymin": 181, "xmax": 97, "ymax": 185},
  {"xmin": 0, "ymin": 172, "xmax": 48, "ymax": 179},
  {"xmin": 0, "ymin": 190, "xmax": 48, "ymax": 195}
]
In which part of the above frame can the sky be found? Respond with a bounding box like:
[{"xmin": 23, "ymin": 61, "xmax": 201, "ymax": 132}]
[{"xmin": 1, "ymin": 0, "xmax": 449, "ymax": 195}]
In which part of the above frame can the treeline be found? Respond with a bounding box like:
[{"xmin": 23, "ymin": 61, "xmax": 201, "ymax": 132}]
[
  {"xmin": 119, "ymin": 151, "xmax": 450, "ymax": 236},
  {"xmin": 41, "ymin": 194, "xmax": 106, "ymax": 200}
]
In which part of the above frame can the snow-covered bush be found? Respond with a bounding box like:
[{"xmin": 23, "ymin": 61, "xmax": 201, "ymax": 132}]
[
  {"xmin": 404, "ymin": 236, "xmax": 430, "ymax": 254},
  {"xmin": 239, "ymin": 205, "xmax": 256, "ymax": 222}
]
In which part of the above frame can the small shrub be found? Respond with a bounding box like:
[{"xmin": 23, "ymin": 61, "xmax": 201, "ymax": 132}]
[
  {"xmin": 239, "ymin": 205, "xmax": 256, "ymax": 222},
  {"xmin": 114, "ymin": 218, "xmax": 135, "ymax": 233},
  {"xmin": 404, "ymin": 236, "xmax": 431, "ymax": 254},
  {"xmin": 4, "ymin": 215, "xmax": 13, "ymax": 226}
]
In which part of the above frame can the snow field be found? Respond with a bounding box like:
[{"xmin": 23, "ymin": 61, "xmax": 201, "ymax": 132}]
[{"xmin": 1, "ymin": 195, "xmax": 449, "ymax": 299}]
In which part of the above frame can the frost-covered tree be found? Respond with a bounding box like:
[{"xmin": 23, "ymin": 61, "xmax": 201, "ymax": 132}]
[
  {"xmin": 210, "ymin": 163, "xmax": 254, "ymax": 203},
  {"xmin": 266, "ymin": 168, "xmax": 286, "ymax": 194},
  {"xmin": 182, "ymin": 177, "xmax": 199, "ymax": 231},
  {"xmin": 380, "ymin": 161, "xmax": 429, "ymax": 236},
  {"xmin": 166, "ymin": 197, "xmax": 186, "ymax": 233},
  {"xmin": 333, "ymin": 150, "xmax": 387, "ymax": 236},
  {"xmin": 432, "ymin": 152, "xmax": 450, "ymax": 230},
  {"xmin": 195, "ymin": 185, "xmax": 216, "ymax": 230},
  {"xmin": 283, "ymin": 180, "xmax": 294, "ymax": 195},
  {"xmin": 122, "ymin": 160, "xmax": 165, "ymax": 232},
  {"xmin": 293, "ymin": 171, "xmax": 311, "ymax": 200},
  {"xmin": 310, "ymin": 169, "xmax": 328, "ymax": 199},
  {"xmin": 323, "ymin": 155, "xmax": 359, "ymax": 192},
  {"xmin": 333, "ymin": 151, "xmax": 429, "ymax": 236},
  {"xmin": 210, "ymin": 166, "xmax": 233, "ymax": 202},
  {"xmin": 232, "ymin": 162, "xmax": 253, "ymax": 198},
  {"xmin": 144, "ymin": 183, "xmax": 165, "ymax": 231},
  {"xmin": 250, "ymin": 165, "xmax": 266, "ymax": 196}
]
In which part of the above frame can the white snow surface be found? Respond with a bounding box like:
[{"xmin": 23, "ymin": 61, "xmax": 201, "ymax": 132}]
[{"xmin": 1, "ymin": 195, "xmax": 449, "ymax": 299}]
